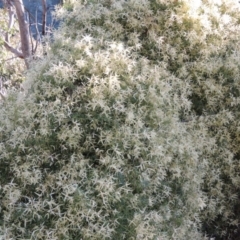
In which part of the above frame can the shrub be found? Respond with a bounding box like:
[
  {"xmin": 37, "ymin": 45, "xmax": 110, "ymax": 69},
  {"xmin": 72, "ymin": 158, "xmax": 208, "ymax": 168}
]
[{"xmin": 1, "ymin": 0, "xmax": 240, "ymax": 239}]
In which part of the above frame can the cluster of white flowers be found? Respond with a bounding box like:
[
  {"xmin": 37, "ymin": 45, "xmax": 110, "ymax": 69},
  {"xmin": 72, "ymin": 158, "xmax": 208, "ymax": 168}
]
[{"xmin": 1, "ymin": 0, "xmax": 240, "ymax": 239}]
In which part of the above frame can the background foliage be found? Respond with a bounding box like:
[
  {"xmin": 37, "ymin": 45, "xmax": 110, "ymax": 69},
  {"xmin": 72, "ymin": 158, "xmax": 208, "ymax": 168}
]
[
  {"xmin": 0, "ymin": 8, "xmax": 25, "ymax": 93},
  {"xmin": 1, "ymin": 0, "xmax": 240, "ymax": 239}
]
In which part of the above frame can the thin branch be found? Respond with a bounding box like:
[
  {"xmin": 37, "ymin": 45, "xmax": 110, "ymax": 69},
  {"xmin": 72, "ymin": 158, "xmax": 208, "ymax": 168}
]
[
  {"xmin": 34, "ymin": 9, "xmax": 40, "ymax": 54},
  {"xmin": 2, "ymin": 56, "xmax": 19, "ymax": 62},
  {"xmin": 26, "ymin": 11, "xmax": 34, "ymax": 55},
  {"xmin": 4, "ymin": 39, "xmax": 24, "ymax": 58}
]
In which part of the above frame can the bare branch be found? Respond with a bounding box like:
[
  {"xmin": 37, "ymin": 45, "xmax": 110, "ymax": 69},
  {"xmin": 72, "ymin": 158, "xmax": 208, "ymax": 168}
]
[
  {"xmin": 2, "ymin": 56, "xmax": 18, "ymax": 62},
  {"xmin": 41, "ymin": 0, "xmax": 47, "ymax": 36},
  {"xmin": 26, "ymin": 11, "xmax": 34, "ymax": 54},
  {"xmin": 3, "ymin": 0, "xmax": 31, "ymax": 68},
  {"xmin": 23, "ymin": 7, "xmax": 40, "ymax": 55},
  {"xmin": 3, "ymin": 39, "xmax": 24, "ymax": 58}
]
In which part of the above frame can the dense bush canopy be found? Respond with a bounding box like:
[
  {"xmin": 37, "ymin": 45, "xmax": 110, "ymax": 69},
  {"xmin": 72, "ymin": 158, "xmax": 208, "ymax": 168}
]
[{"xmin": 1, "ymin": 0, "xmax": 240, "ymax": 239}]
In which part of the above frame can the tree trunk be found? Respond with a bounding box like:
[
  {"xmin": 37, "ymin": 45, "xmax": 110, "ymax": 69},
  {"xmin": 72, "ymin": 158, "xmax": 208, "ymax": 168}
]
[{"xmin": 12, "ymin": 0, "xmax": 31, "ymax": 68}]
